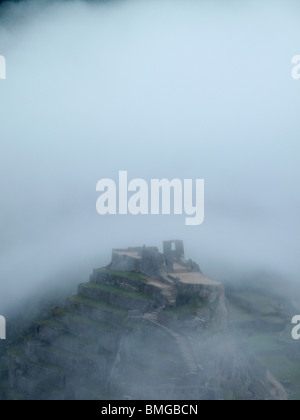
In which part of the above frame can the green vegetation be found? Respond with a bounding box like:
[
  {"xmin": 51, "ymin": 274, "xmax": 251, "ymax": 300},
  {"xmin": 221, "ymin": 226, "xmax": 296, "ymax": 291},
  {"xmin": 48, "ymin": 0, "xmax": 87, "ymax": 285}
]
[
  {"xmin": 167, "ymin": 303, "xmax": 199, "ymax": 319},
  {"xmin": 166, "ymin": 291, "xmax": 209, "ymax": 319},
  {"xmin": 227, "ymin": 287, "xmax": 300, "ymax": 400},
  {"xmin": 247, "ymin": 333, "xmax": 300, "ymax": 400},
  {"xmin": 52, "ymin": 307, "xmax": 69, "ymax": 318},
  {"xmin": 229, "ymin": 304, "xmax": 255, "ymax": 324},
  {"xmin": 39, "ymin": 319, "xmax": 65, "ymax": 329},
  {"xmin": 7, "ymin": 346, "xmax": 23, "ymax": 358},
  {"xmin": 40, "ymin": 341, "xmax": 103, "ymax": 365},
  {"xmin": 95, "ymin": 267, "xmax": 147, "ymax": 283},
  {"xmin": 81, "ymin": 282, "xmax": 155, "ymax": 302},
  {"xmin": 62, "ymin": 311, "xmax": 119, "ymax": 332},
  {"xmin": 229, "ymin": 291, "xmax": 286, "ymax": 316},
  {"xmin": 68, "ymin": 294, "xmax": 127, "ymax": 314}
]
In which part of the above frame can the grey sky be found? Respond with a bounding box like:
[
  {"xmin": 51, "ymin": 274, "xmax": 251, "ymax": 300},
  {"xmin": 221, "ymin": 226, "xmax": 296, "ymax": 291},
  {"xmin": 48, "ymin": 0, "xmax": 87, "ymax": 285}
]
[{"xmin": 0, "ymin": 0, "xmax": 299, "ymax": 311}]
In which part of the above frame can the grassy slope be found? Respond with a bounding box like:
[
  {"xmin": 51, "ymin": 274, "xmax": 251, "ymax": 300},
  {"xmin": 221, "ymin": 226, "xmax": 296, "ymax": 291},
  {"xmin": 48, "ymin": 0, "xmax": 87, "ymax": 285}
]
[
  {"xmin": 94, "ymin": 268, "xmax": 148, "ymax": 283},
  {"xmin": 227, "ymin": 287, "xmax": 300, "ymax": 400}
]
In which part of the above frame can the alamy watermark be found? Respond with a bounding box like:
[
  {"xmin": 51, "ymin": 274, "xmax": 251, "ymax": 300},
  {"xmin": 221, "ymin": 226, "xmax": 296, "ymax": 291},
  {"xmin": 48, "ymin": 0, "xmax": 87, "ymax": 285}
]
[
  {"xmin": 292, "ymin": 316, "xmax": 300, "ymax": 340},
  {"xmin": 96, "ymin": 171, "xmax": 204, "ymax": 226},
  {"xmin": 0, "ymin": 316, "xmax": 6, "ymax": 340},
  {"xmin": 0, "ymin": 55, "xmax": 6, "ymax": 80},
  {"xmin": 292, "ymin": 55, "xmax": 300, "ymax": 80}
]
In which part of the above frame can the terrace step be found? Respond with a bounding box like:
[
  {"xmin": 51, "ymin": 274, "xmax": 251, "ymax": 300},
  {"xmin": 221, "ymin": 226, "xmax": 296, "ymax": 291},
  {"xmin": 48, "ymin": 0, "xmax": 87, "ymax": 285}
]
[
  {"xmin": 142, "ymin": 311, "xmax": 199, "ymax": 375},
  {"xmin": 34, "ymin": 343, "xmax": 107, "ymax": 383},
  {"xmin": 78, "ymin": 283, "xmax": 155, "ymax": 313},
  {"xmin": 66, "ymin": 295, "xmax": 127, "ymax": 326},
  {"xmin": 54, "ymin": 310, "xmax": 120, "ymax": 352}
]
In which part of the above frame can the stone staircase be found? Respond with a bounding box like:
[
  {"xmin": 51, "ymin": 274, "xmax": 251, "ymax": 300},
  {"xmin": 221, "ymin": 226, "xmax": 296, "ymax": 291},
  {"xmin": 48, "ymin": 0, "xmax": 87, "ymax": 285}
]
[
  {"xmin": 142, "ymin": 301, "xmax": 199, "ymax": 376},
  {"xmin": 160, "ymin": 275, "xmax": 178, "ymax": 306},
  {"xmin": 161, "ymin": 287, "xmax": 177, "ymax": 305},
  {"xmin": 144, "ymin": 306, "xmax": 164, "ymax": 323},
  {"xmin": 142, "ymin": 276, "xmax": 198, "ymax": 375},
  {"xmin": 172, "ymin": 333, "xmax": 198, "ymax": 375},
  {"xmin": 6, "ymin": 269, "xmax": 200, "ymax": 399}
]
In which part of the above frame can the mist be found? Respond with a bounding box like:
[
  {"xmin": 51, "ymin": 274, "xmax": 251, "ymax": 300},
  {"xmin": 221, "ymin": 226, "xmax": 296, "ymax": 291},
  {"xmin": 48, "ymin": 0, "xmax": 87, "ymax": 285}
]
[{"xmin": 0, "ymin": 0, "xmax": 300, "ymax": 313}]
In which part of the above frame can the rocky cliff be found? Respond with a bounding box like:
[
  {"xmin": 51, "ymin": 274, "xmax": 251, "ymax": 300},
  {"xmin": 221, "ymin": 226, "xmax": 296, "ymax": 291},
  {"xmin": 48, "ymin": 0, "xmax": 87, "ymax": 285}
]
[{"xmin": 2, "ymin": 267, "xmax": 283, "ymax": 400}]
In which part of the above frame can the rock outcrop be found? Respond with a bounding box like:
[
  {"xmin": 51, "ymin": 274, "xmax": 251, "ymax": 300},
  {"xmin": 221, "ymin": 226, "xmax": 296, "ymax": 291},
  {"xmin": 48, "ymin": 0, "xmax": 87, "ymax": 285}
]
[{"xmin": 2, "ymin": 242, "xmax": 285, "ymax": 400}]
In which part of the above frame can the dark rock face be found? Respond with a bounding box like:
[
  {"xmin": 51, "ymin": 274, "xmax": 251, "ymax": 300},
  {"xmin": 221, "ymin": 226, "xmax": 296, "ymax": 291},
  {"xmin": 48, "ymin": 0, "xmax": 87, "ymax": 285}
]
[{"xmin": 3, "ymin": 269, "xmax": 280, "ymax": 400}]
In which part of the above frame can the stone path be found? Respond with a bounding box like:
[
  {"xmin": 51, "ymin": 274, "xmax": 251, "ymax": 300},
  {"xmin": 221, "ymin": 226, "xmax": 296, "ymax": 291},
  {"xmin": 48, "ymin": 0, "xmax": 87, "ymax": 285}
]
[
  {"xmin": 147, "ymin": 276, "xmax": 178, "ymax": 305},
  {"xmin": 143, "ymin": 276, "xmax": 198, "ymax": 376},
  {"xmin": 266, "ymin": 371, "xmax": 288, "ymax": 401},
  {"xmin": 143, "ymin": 314, "xmax": 198, "ymax": 375}
]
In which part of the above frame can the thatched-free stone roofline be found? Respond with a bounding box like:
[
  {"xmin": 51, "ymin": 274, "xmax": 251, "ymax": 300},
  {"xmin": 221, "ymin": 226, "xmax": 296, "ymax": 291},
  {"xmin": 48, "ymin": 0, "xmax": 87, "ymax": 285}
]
[{"xmin": 109, "ymin": 240, "xmax": 220, "ymax": 287}]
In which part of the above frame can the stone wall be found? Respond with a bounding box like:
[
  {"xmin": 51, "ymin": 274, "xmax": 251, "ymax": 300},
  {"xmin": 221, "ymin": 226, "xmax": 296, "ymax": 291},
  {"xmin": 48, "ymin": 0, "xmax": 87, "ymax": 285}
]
[
  {"xmin": 91, "ymin": 271, "xmax": 167, "ymax": 305},
  {"xmin": 110, "ymin": 252, "xmax": 141, "ymax": 272},
  {"xmin": 78, "ymin": 283, "xmax": 155, "ymax": 313},
  {"xmin": 163, "ymin": 240, "xmax": 185, "ymax": 261}
]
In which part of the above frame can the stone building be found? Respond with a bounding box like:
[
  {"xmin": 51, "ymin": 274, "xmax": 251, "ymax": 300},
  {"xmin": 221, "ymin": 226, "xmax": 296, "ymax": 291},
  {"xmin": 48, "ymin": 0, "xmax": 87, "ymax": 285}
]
[{"xmin": 109, "ymin": 240, "xmax": 200, "ymax": 278}]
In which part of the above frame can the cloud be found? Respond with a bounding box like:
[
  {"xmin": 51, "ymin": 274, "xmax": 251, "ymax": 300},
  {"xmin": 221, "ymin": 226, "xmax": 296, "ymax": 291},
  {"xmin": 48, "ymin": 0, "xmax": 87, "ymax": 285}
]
[{"xmin": 0, "ymin": 0, "xmax": 300, "ymax": 312}]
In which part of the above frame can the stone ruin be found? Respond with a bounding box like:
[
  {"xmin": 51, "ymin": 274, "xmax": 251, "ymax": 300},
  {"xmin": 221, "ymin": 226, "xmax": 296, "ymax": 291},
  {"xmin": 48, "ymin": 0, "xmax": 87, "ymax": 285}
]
[
  {"xmin": 2, "ymin": 239, "xmax": 279, "ymax": 401},
  {"xmin": 109, "ymin": 240, "xmax": 201, "ymax": 278}
]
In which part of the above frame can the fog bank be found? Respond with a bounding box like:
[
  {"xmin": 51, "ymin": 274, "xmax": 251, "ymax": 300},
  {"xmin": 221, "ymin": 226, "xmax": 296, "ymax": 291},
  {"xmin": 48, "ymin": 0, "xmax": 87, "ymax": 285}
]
[{"xmin": 0, "ymin": 0, "xmax": 299, "ymax": 312}]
